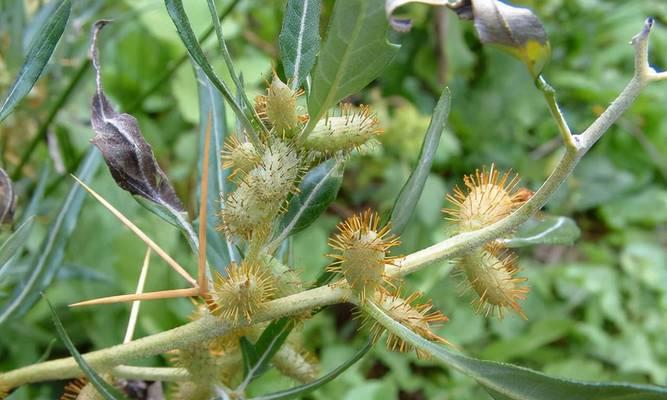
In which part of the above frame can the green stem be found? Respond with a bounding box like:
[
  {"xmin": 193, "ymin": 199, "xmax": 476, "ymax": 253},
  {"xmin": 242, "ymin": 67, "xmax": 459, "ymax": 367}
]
[{"xmin": 111, "ymin": 366, "xmax": 191, "ymax": 382}]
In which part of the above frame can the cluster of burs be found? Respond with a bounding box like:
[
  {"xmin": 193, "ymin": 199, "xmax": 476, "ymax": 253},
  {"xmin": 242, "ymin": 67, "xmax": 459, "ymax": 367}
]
[{"xmin": 58, "ymin": 75, "xmax": 534, "ymax": 400}]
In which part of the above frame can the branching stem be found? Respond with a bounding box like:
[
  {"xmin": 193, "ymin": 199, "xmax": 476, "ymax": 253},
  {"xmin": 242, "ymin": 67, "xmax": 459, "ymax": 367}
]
[{"xmin": 2, "ymin": 19, "xmax": 665, "ymax": 394}]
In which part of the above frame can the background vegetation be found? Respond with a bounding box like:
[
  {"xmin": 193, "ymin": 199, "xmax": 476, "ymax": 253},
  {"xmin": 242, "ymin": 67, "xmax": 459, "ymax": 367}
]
[{"xmin": 1, "ymin": 0, "xmax": 666, "ymax": 398}]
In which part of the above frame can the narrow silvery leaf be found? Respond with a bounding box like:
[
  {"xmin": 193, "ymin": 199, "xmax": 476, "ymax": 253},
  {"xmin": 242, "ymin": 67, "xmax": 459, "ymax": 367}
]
[
  {"xmin": 47, "ymin": 297, "xmax": 130, "ymax": 400},
  {"xmin": 390, "ymin": 87, "xmax": 450, "ymax": 235},
  {"xmin": 0, "ymin": 168, "xmax": 17, "ymax": 225},
  {"xmin": 0, "ymin": 0, "xmax": 70, "ymax": 123},
  {"xmin": 501, "ymin": 215, "xmax": 581, "ymax": 248},
  {"xmin": 195, "ymin": 64, "xmax": 239, "ymax": 269},
  {"xmin": 470, "ymin": 0, "xmax": 550, "ymax": 78},
  {"xmin": 279, "ymin": 0, "xmax": 321, "ymax": 89},
  {"xmin": 0, "ymin": 148, "xmax": 100, "ymax": 326},
  {"xmin": 89, "ymin": 21, "xmax": 184, "ymax": 213}
]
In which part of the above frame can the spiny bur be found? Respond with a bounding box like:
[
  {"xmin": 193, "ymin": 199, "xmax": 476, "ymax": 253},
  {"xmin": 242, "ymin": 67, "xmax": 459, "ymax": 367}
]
[
  {"xmin": 212, "ymin": 261, "xmax": 276, "ymax": 321},
  {"xmin": 327, "ymin": 210, "xmax": 399, "ymax": 303},
  {"xmin": 303, "ymin": 104, "xmax": 383, "ymax": 156},
  {"xmin": 360, "ymin": 290, "xmax": 449, "ymax": 359},
  {"xmin": 255, "ymin": 74, "xmax": 304, "ymax": 137},
  {"xmin": 444, "ymin": 164, "xmax": 524, "ymax": 232},
  {"xmin": 456, "ymin": 244, "xmax": 529, "ymax": 319},
  {"xmin": 221, "ymin": 135, "xmax": 260, "ymax": 180},
  {"xmin": 444, "ymin": 165, "xmax": 530, "ymax": 319}
]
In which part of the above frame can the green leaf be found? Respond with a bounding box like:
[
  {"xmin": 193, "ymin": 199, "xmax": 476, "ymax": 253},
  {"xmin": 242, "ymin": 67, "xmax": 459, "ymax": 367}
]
[
  {"xmin": 46, "ymin": 297, "xmax": 129, "ymax": 400},
  {"xmin": 0, "ymin": 0, "xmax": 70, "ymax": 123},
  {"xmin": 164, "ymin": 0, "xmax": 259, "ymax": 141},
  {"xmin": 240, "ymin": 336, "xmax": 259, "ymax": 379},
  {"xmin": 502, "ymin": 215, "xmax": 581, "ymax": 248},
  {"xmin": 195, "ymin": 64, "xmax": 238, "ymax": 270},
  {"xmin": 279, "ymin": 0, "xmax": 321, "ymax": 89},
  {"xmin": 306, "ymin": 0, "xmax": 399, "ymax": 128},
  {"xmin": 469, "ymin": 0, "xmax": 550, "ymax": 78},
  {"xmin": 390, "ymin": 87, "xmax": 450, "ymax": 235},
  {"xmin": 364, "ymin": 301, "xmax": 667, "ymax": 400},
  {"xmin": 276, "ymin": 159, "xmax": 344, "ymax": 242},
  {"xmin": 0, "ymin": 217, "xmax": 35, "ymax": 282},
  {"xmin": 242, "ymin": 318, "xmax": 295, "ymax": 382},
  {"xmin": 248, "ymin": 340, "xmax": 373, "ymax": 400},
  {"xmin": 0, "ymin": 167, "xmax": 16, "ymax": 225},
  {"xmin": 0, "ymin": 149, "xmax": 100, "ymax": 326}
]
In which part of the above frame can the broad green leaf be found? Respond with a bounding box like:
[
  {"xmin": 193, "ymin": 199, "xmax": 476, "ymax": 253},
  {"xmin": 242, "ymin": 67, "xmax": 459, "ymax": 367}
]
[
  {"xmin": 241, "ymin": 318, "xmax": 295, "ymax": 383},
  {"xmin": 276, "ymin": 159, "xmax": 344, "ymax": 242},
  {"xmin": 364, "ymin": 301, "xmax": 667, "ymax": 400},
  {"xmin": 390, "ymin": 87, "xmax": 450, "ymax": 235},
  {"xmin": 0, "ymin": 0, "xmax": 70, "ymax": 123},
  {"xmin": 46, "ymin": 297, "xmax": 129, "ymax": 400},
  {"xmin": 248, "ymin": 340, "xmax": 373, "ymax": 400},
  {"xmin": 470, "ymin": 0, "xmax": 550, "ymax": 78},
  {"xmin": 164, "ymin": 0, "xmax": 258, "ymax": 140},
  {"xmin": 195, "ymin": 64, "xmax": 238, "ymax": 270},
  {"xmin": 501, "ymin": 215, "xmax": 580, "ymax": 248},
  {"xmin": 279, "ymin": 0, "xmax": 322, "ymax": 89},
  {"xmin": 0, "ymin": 149, "xmax": 100, "ymax": 326},
  {"xmin": 306, "ymin": 0, "xmax": 400, "ymax": 129},
  {"xmin": 0, "ymin": 217, "xmax": 35, "ymax": 282}
]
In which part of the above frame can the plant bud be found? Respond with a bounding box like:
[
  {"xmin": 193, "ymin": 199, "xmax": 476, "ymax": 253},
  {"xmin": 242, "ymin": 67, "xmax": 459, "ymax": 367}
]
[
  {"xmin": 245, "ymin": 140, "xmax": 302, "ymax": 202},
  {"xmin": 303, "ymin": 104, "xmax": 382, "ymax": 155},
  {"xmin": 273, "ymin": 343, "xmax": 320, "ymax": 383}
]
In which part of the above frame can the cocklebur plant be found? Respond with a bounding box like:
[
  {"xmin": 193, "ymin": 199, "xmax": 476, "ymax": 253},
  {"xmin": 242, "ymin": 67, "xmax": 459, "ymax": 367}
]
[{"xmin": 2, "ymin": 0, "xmax": 667, "ymax": 399}]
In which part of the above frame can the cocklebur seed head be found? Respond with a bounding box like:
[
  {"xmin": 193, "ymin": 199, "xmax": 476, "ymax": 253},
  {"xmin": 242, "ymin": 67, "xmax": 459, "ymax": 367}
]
[
  {"xmin": 303, "ymin": 104, "xmax": 382, "ymax": 156},
  {"xmin": 444, "ymin": 164, "xmax": 526, "ymax": 232},
  {"xmin": 327, "ymin": 210, "xmax": 399, "ymax": 303}
]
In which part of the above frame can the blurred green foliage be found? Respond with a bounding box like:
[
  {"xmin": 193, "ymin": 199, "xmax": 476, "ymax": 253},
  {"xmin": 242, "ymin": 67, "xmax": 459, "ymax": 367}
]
[{"xmin": 1, "ymin": 0, "xmax": 666, "ymax": 399}]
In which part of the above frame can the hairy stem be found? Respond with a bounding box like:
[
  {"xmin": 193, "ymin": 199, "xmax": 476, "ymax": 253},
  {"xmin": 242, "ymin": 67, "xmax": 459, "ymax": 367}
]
[{"xmin": 0, "ymin": 286, "xmax": 349, "ymax": 390}]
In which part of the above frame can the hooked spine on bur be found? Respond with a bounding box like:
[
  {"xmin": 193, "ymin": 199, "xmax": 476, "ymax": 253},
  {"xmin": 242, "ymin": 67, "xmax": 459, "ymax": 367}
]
[
  {"xmin": 444, "ymin": 165, "xmax": 530, "ymax": 319},
  {"xmin": 327, "ymin": 209, "xmax": 400, "ymax": 303},
  {"xmin": 254, "ymin": 74, "xmax": 306, "ymax": 138}
]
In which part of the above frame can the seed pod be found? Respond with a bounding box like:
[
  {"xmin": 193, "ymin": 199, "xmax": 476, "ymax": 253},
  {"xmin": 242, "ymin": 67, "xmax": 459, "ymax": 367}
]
[
  {"xmin": 444, "ymin": 165, "xmax": 525, "ymax": 232},
  {"xmin": 360, "ymin": 290, "xmax": 449, "ymax": 359},
  {"xmin": 302, "ymin": 104, "xmax": 382, "ymax": 155},
  {"xmin": 219, "ymin": 182, "xmax": 277, "ymax": 240},
  {"xmin": 60, "ymin": 378, "xmax": 116, "ymax": 400},
  {"xmin": 212, "ymin": 261, "xmax": 276, "ymax": 321},
  {"xmin": 456, "ymin": 245, "xmax": 528, "ymax": 319},
  {"xmin": 273, "ymin": 343, "xmax": 320, "ymax": 383},
  {"xmin": 0, "ymin": 168, "xmax": 16, "ymax": 226},
  {"xmin": 327, "ymin": 210, "xmax": 399, "ymax": 303},
  {"xmin": 221, "ymin": 136, "xmax": 260, "ymax": 179},
  {"xmin": 170, "ymin": 381, "xmax": 214, "ymax": 400}
]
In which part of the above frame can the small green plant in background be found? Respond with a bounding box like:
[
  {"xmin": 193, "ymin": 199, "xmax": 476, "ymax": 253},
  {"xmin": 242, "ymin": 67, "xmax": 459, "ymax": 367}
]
[{"xmin": 1, "ymin": 0, "xmax": 667, "ymax": 399}]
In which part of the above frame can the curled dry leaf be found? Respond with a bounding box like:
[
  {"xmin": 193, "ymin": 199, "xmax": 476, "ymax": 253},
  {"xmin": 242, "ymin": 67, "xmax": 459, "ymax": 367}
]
[
  {"xmin": 88, "ymin": 21, "xmax": 183, "ymax": 212},
  {"xmin": 0, "ymin": 168, "xmax": 16, "ymax": 225},
  {"xmin": 471, "ymin": 0, "xmax": 550, "ymax": 78},
  {"xmin": 386, "ymin": 0, "xmax": 549, "ymax": 77}
]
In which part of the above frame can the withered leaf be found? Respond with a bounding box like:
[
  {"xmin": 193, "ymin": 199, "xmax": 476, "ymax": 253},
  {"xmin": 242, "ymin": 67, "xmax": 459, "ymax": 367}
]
[
  {"xmin": 0, "ymin": 168, "xmax": 16, "ymax": 225},
  {"xmin": 88, "ymin": 21, "xmax": 183, "ymax": 212},
  {"xmin": 470, "ymin": 0, "xmax": 550, "ymax": 77}
]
